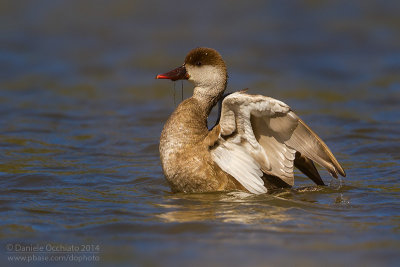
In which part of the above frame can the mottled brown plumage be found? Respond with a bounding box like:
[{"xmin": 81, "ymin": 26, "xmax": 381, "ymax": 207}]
[{"xmin": 159, "ymin": 97, "xmax": 245, "ymax": 193}]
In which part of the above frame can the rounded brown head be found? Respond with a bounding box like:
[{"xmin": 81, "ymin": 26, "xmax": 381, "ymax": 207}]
[
  {"xmin": 156, "ymin": 47, "xmax": 227, "ymax": 87},
  {"xmin": 184, "ymin": 47, "xmax": 226, "ymax": 71},
  {"xmin": 156, "ymin": 47, "xmax": 228, "ymax": 105}
]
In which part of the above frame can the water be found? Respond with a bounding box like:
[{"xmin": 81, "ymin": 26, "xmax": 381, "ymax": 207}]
[{"xmin": 1, "ymin": 0, "xmax": 400, "ymax": 266}]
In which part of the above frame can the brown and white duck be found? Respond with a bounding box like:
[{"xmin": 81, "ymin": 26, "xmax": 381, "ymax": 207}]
[{"xmin": 156, "ymin": 47, "xmax": 345, "ymax": 194}]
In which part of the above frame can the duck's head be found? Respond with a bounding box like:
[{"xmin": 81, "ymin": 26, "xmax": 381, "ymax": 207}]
[{"xmin": 156, "ymin": 47, "xmax": 228, "ymax": 96}]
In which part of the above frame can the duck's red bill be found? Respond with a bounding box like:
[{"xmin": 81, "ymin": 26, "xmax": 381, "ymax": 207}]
[{"xmin": 156, "ymin": 65, "xmax": 188, "ymax": 81}]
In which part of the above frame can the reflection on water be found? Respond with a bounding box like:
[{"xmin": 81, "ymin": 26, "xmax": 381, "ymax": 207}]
[
  {"xmin": 159, "ymin": 192, "xmax": 297, "ymax": 229},
  {"xmin": 1, "ymin": 0, "xmax": 400, "ymax": 266}
]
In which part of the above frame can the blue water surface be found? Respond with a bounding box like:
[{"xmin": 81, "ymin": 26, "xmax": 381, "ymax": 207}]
[{"xmin": 0, "ymin": 1, "xmax": 399, "ymax": 266}]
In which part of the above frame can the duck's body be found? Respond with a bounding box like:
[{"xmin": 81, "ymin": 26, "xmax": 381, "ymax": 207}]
[
  {"xmin": 160, "ymin": 88, "xmax": 245, "ymax": 193},
  {"xmin": 157, "ymin": 47, "xmax": 345, "ymax": 194}
]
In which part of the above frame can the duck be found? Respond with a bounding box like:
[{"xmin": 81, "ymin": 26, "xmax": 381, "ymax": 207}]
[{"xmin": 156, "ymin": 47, "xmax": 345, "ymax": 194}]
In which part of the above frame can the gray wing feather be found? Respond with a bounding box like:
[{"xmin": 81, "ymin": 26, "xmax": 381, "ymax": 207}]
[{"xmin": 252, "ymin": 110, "xmax": 346, "ymax": 179}]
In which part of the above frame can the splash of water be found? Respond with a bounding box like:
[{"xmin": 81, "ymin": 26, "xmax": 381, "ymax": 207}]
[{"xmin": 329, "ymin": 176, "xmax": 344, "ymax": 190}]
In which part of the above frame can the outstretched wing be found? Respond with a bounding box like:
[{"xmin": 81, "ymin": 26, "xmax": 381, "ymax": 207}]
[{"xmin": 210, "ymin": 91, "xmax": 345, "ymax": 194}]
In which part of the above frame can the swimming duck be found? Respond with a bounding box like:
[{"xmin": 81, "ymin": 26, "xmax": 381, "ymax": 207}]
[{"xmin": 156, "ymin": 47, "xmax": 345, "ymax": 194}]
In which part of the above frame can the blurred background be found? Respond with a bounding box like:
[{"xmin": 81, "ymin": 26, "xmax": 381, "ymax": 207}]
[{"xmin": 0, "ymin": 0, "xmax": 399, "ymax": 266}]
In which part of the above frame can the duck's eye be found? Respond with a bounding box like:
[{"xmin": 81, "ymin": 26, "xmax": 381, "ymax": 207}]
[{"xmin": 196, "ymin": 61, "xmax": 202, "ymax": 66}]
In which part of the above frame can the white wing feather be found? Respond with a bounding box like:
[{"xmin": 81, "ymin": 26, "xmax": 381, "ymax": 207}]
[{"xmin": 212, "ymin": 135, "xmax": 268, "ymax": 194}]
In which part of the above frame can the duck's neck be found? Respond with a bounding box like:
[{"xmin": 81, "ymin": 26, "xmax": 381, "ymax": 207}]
[
  {"xmin": 161, "ymin": 82, "xmax": 226, "ymax": 148},
  {"xmin": 192, "ymin": 81, "xmax": 226, "ymax": 116}
]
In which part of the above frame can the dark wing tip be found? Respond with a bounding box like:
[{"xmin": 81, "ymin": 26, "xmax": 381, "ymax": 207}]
[
  {"xmin": 294, "ymin": 152, "xmax": 326, "ymax": 186},
  {"xmin": 295, "ymin": 118, "xmax": 346, "ymax": 179},
  {"xmin": 338, "ymin": 166, "xmax": 346, "ymax": 177}
]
